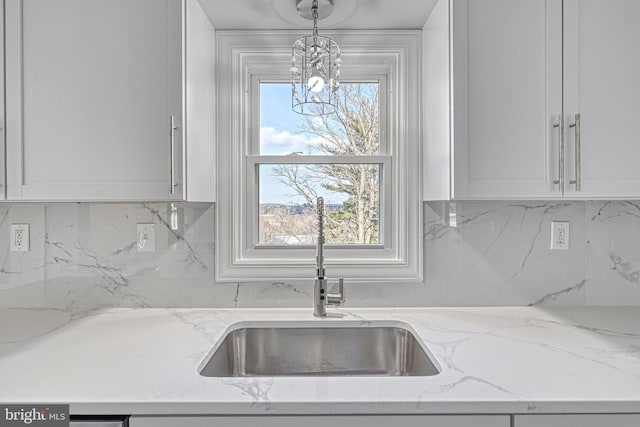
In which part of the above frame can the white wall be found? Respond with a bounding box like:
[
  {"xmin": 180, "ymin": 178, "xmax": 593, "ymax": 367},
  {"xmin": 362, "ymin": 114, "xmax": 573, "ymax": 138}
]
[{"xmin": 1, "ymin": 201, "xmax": 639, "ymax": 311}]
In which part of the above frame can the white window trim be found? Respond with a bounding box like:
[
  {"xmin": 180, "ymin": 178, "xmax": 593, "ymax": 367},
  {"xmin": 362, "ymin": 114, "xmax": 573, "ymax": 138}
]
[{"xmin": 215, "ymin": 31, "xmax": 422, "ymax": 283}]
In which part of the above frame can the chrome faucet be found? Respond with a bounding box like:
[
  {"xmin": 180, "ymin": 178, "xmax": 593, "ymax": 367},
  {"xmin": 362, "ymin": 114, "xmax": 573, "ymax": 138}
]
[{"xmin": 314, "ymin": 197, "xmax": 344, "ymax": 317}]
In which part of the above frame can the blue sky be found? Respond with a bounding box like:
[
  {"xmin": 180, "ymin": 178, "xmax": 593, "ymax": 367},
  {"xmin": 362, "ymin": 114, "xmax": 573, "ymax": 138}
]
[
  {"xmin": 260, "ymin": 84, "xmax": 306, "ymax": 150},
  {"xmin": 259, "ymin": 83, "xmax": 345, "ymax": 204},
  {"xmin": 259, "ymin": 83, "xmax": 324, "ymax": 155}
]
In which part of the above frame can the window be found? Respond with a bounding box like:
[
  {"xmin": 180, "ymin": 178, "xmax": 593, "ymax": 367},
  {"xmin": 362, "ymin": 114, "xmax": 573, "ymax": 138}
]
[
  {"xmin": 255, "ymin": 81, "xmax": 386, "ymax": 247},
  {"xmin": 216, "ymin": 31, "xmax": 422, "ymax": 283}
]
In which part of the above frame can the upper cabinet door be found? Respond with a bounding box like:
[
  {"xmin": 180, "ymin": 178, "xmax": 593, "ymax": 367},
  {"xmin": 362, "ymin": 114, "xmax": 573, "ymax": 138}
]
[
  {"xmin": 0, "ymin": 0, "xmax": 5, "ymax": 201},
  {"xmin": 450, "ymin": 0, "xmax": 563, "ymax": 199},
  {"xmin": 563, "ymin": 0, "xmax": 640, "ymax": 198},
  {"xmin": 5, "ymin": 0, "xmax": 184, "ymax": 201}
]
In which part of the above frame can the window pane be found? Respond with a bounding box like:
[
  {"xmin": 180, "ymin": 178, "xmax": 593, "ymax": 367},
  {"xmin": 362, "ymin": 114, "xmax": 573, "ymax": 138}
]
[
  {"xmin": 259, "ymin": 83, "xmax": 380, "ymax": 155},
  {"xmin": 258, "ymin": 164, "xmax": 381, "ymax": 245}
]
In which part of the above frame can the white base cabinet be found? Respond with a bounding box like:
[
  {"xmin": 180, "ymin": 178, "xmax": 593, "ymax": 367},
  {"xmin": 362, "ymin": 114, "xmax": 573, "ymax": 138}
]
[
  {"xmin": 129, "ymin": 415, "xmax": 509, "ymax": 427},
  {"xmin": 129, "ymin": 413, "xmax": 640, "ymax": 427},
  {"xmin": 515, "ymin": 414, "xmax": 640, "ymax": 427}
]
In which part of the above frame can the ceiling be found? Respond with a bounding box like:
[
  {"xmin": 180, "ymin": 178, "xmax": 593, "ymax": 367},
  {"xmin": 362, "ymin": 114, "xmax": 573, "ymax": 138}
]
[{"xmin": 198, "ymin": 0, "xmax": 439, "ymax": 30}]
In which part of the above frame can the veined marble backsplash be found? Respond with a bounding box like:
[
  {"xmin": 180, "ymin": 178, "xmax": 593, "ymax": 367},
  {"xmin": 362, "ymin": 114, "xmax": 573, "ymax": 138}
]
[{"xmin": 1, "ymin": 201, "xmax": 639, "ymax": 310}]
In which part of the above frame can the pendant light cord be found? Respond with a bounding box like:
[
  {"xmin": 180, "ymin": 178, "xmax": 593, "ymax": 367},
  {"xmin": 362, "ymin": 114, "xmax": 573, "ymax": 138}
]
[{"xmin": 312, "ymin": 0, "xmax": 319, "ymax": 37}]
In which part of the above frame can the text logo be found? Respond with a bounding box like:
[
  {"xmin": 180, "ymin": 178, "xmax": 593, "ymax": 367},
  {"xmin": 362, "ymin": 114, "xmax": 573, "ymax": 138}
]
[{"xmin": 0, "ymin": 405, "xmax": 68, "ymax": 426}]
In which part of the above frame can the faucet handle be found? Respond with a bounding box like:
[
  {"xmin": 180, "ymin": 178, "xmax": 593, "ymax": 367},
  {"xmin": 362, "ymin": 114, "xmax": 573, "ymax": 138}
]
[{"xmin": 326, "ymin": 277, "xmax": 344, "ymax": 306}]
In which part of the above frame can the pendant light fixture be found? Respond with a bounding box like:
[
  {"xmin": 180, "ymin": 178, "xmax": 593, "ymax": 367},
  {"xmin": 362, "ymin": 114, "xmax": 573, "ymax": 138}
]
[{"xmin": 291, "ymin": 0, "xmax": 342, "ymax": 115}]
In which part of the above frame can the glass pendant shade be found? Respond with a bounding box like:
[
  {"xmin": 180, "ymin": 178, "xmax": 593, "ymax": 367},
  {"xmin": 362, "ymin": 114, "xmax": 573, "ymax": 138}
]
[{"xmin": 291, "ymin": 1, "xmax": 341, "ymax": 115}]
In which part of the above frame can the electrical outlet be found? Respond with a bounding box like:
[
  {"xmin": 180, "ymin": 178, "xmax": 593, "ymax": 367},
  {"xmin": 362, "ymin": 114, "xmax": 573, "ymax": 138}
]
[
  {"xmin": 550, "ymin": 221, "xmax": 569, "ymax": 250},
  {"xmin": 10, "ymin": 224, "xmax": 30, "ymax": 252},
  {"xmin": 137, "ymin": 223, "xmax": 155, "ymax": 252}
]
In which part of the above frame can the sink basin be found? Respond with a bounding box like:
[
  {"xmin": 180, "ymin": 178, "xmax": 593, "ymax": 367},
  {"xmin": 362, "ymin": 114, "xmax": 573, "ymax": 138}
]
[{"xmin": 198, "ymin": 323, "xmax": 440, "ymax": 377}]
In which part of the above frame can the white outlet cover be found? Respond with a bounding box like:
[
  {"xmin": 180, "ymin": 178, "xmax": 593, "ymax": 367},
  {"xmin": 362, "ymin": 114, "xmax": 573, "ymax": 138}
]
[
  {"xmin": 550, "ymin": 221, "xmax": 569, "ymax": 250},
  {"xmin": 10, "ymin": 224, "xmax": 30, "ymax": 252},
  {"xmin": 137, "ymin": 223, "xmax": 156, "ymax": 252}
]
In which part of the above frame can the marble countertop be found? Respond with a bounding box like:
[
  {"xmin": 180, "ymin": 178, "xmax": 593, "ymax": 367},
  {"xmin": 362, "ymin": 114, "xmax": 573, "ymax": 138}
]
[{"xmin": 0, "ymin": 307, "xmax": 639, "ymax": 415}]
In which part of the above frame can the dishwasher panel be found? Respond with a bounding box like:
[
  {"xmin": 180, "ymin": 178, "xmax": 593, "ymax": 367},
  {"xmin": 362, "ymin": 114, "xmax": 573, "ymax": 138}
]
[{"xmin": 70, "ymin": 416, "xmax": 128, "ymax": 427}]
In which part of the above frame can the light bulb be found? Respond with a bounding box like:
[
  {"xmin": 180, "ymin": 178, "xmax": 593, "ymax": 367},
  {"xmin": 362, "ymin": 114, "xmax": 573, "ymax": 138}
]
[{"xmin": 307, "ymin": 69, "xmax": 325, "ymax": 93}]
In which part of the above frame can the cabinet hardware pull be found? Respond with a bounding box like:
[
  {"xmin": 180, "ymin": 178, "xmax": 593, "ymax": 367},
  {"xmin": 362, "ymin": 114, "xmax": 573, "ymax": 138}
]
[
  {"xmin": 569, "ymin": 113, "xmax": 581, "ymax": 191},
  {"xmin": 552, "ymin": 114, "xmax": 565, "ymax": 196},
  {"xmin": 170, "ymin": 115, "xmax": 178, "ymax": 195}
]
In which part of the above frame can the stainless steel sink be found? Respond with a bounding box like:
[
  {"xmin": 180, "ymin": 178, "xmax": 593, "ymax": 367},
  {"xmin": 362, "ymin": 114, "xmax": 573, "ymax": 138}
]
[{"xmin": 199, "ymin": 323, "xmax": 440, "ymax": 377}]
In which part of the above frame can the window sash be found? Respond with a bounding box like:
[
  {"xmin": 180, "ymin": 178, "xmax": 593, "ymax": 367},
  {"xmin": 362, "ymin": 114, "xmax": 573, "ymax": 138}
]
[
  {"xmin": 250, "ymin": 76, "xmax": 391, "ymax": 250},
  {"xmin": 251, "ymin": 77, "xmax": 389, "ymax": 157},
  {"xmin": 246, "ymin": 155, "xmax": 393, "ymax": 250}
]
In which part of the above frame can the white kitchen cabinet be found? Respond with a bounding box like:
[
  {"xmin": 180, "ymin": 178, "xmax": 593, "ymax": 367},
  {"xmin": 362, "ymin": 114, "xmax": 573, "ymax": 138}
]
[
  {"xmin": 514, "ymin": 414, "xmax": 640, "ymax": 427},
  {"xmin": 129, "ymin": 415, "xmax": 510, "ymax": 427},
  {"xmin": 562, "ymin": 0, "xmax": 640, "ymax": 198},
  {"xmin": 423, "ymin": 0, "xmax": 640, "ymax": 200},
  {"xmin": 0, "ymin": 0, "xmax": 5, "ymax": 200},
  {"xmin": 4, "ymin": 0, "xmax": 215, "ymax": 202},
  {"xmin": 424, "ymin": 0, "xmax": 562, "ymax": 200}
]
